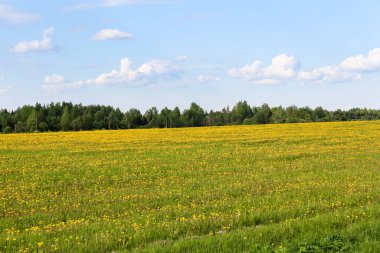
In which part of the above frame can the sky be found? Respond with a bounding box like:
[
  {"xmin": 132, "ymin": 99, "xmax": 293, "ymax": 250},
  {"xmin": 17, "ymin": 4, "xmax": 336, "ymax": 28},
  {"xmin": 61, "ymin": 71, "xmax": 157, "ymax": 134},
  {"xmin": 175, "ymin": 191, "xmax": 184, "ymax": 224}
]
[{"xmin": 1, "ymin": 0, "xmax": 380, "ymax": 111}]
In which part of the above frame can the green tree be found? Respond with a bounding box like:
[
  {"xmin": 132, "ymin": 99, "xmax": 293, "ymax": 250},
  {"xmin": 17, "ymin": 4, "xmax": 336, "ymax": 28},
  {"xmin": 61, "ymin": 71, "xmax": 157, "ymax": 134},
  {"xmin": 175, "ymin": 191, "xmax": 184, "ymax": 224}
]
[
  {"xmin": 271, "ymin": 106, "xmax": 286, "ymax": 123},
  {"xmin": 114, "ymin": 108, "xmax": 124, "ymax": 129},
  {"xmin": 71, "ymin": 117, "xmax": 81, "ymax": 131},
  {"xmin": 82, "ymin": 111, "xmax": 93, "ymax": 130},
  {"xmin": 94, "ymin": 110, "xmax": 106, "ymax": 129},
  {"xmin": 332, "ymin": 109, "xmax": 345, "ymax": 121},
  {"xmin": 107, "ymin": 111, "xmax": 118, "ymax": 130},
  {"xmin": 253, "ymin": 104, "xmax": 272, "ymax": 124},
  {"xmin": 297, "ymin": 107, "xmax": 313, "ymax": 122},
  {"xmin": 26, "ymin": 110, "xmax": 38, "ymax": 132},
  {"xmin": 60, "ymin": 106, "xmax": 71, "ymax": 131},
  {"xmin": 15, "ymin": 121, "xmax": 26, "ymax": 133},
  {"xmin": 182, "ymin": 103, "xmax": 205, "ymax": 127},
  {"xmin": 314, "ymin": 106, "xmax": 328, "ymax": 122},
  {"xmin": 38, "ymin": 122, "xmax": 49, "ymax": 132},
  {"xmin": 159, "ymin": 107, "xmax": 172, "ymax": 128},
  {"xmin": 46, "ymin": 102, "xmax": 59, "ymax": 131},
  {"xmin": 231, "ymin": 101, "xmax": 253, "ymax": 124},
  {"xmin": 170, "ymin": 107, "xmax": 182, "ymax": 127},
  {"xmin": 2, "ymin": 125, "xmax": 12, "ymax": 134},
  {"xmin": 144, "ymin": 107, "xmax": 159, "ymax": 128},
  {"xmin": 125, "ymin": 109, "xmax": 143, "ymax": 129},
  {"xmin": 0, "ymin": 110, "xmax": 13, "ymax": 132},
  {"xmin": 286, "ymin": 106, "xmax": 299, "ymax": 123}
]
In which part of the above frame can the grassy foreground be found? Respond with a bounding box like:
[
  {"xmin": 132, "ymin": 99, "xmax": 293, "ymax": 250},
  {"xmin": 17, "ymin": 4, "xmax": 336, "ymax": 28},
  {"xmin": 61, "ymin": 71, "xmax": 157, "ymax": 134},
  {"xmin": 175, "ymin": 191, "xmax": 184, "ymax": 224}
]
[{"xmin": 1, "ymin": 122, "xmax": 379, "ymax": 252}]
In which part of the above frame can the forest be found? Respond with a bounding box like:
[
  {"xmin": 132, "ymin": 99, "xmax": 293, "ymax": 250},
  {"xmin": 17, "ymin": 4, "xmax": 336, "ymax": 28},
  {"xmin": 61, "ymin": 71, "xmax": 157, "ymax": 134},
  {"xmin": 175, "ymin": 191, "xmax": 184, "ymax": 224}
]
[{"xmin": 1, "ymin": 101, "xmax": 380, "ymax": 133}]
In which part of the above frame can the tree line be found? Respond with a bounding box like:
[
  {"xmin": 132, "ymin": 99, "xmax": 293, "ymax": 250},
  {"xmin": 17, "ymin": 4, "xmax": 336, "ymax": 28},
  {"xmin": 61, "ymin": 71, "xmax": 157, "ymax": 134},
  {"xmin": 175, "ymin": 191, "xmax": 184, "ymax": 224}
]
[{"xmin": 1, "ymin": 101, "xmax": 380, "ymax": 133}]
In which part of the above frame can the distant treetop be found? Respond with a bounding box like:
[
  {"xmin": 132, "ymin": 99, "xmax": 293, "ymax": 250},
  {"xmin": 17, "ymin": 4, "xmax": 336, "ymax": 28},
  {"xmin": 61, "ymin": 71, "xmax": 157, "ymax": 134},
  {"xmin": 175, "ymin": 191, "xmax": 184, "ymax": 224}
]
[{"xmin": 1, "ymin": 101, "xmax": 379, "ymax": 133}]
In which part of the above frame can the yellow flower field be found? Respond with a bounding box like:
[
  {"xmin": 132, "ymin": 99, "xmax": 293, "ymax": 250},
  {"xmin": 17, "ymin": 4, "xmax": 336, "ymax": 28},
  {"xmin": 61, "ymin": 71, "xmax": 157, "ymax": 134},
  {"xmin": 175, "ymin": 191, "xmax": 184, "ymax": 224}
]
[{"xmin": 0, "ymin": 121, "xmax": 379, "ymax": 252}]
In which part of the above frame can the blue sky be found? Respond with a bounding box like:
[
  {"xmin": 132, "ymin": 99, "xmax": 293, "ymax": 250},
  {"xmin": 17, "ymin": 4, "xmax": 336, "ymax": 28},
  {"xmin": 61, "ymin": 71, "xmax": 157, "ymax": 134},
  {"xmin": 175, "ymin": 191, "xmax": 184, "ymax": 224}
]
[{"xmin": 1, "ymin": 0, "xmax": 380, "ymax": 111}]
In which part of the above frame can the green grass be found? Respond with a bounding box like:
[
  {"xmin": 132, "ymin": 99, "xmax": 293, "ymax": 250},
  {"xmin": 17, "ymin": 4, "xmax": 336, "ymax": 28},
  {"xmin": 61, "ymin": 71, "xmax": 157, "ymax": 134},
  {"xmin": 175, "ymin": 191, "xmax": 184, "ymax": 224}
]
[{"xmin": 0, "ymin": 121, "xmax": 379, "ymax": 252}]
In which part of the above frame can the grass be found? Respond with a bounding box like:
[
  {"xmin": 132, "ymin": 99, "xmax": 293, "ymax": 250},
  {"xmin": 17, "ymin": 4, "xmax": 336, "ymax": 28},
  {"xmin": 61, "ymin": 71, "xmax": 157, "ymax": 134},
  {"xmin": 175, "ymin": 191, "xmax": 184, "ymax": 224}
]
[{"xmin": 0, "ymin": 121, "xmax": 379, "ymax": 252}]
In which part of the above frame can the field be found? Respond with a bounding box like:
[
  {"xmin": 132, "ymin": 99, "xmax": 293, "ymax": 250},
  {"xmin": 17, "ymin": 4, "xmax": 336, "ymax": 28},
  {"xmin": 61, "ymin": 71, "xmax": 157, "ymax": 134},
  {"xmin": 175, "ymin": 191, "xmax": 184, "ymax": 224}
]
[{"xmin": 1, "ymin": 121, "xmax": 380, "ymax": 252}]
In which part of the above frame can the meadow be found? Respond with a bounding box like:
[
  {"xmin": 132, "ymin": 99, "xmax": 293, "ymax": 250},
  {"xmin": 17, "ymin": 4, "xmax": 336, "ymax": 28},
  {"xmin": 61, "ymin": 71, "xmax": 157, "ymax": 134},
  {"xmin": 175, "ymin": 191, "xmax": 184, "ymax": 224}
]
[{"xmin": 0, "ymin": 121, "xmax": 379, "ymax": 252}]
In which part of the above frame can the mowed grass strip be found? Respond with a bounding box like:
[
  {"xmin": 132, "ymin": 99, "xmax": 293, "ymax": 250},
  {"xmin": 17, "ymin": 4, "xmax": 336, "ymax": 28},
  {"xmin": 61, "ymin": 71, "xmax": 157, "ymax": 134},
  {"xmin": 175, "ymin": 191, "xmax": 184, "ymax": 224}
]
[{"xmin": 0, "ymin": 121, "xmax": 379, "ymax": 252}]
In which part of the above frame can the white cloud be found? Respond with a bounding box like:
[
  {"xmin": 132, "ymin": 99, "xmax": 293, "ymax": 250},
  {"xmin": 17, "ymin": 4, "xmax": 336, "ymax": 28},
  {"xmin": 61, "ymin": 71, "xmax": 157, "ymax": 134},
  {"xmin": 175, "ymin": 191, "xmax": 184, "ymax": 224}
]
[
  {"xmin": 43, "ymin": 74, "xmax": 84, "ymax": 92},
  {"xmin": 12, "ymin": 27, "xmax": 55, "ymax": 53},
  {"xmin": 43, "ymin": 57, "xmax": 182, "ymax": 92},
  {"xmin": 228, "ymin": 54, "xmax": 298, "ymax": 84},
  {"xmin": 44, "ymin": 74, "xmax": 65, "ymax": 84},
  {"xmin": 340, "ymin": 48, "xmax": 380, "ymax": 72},
  {"xmin": 0, "ymin": 74, "xmax": 4, "ymax": 81},
  {"xmin": 297, "ymin": 49, "xmax": 380, "ymax": 82},
  {"xmin": 297, "ymin": 66, "xmax": 361, "ymax": 82},
  {"xmin": 228, "ymin": 60, "xmax": 262, "ymax": 81},
  {"xmin": 92, "ymin": 29, "xmax": 133, "ymax": 40},
  {"xmin": 262, "ymin": 54, "xmax": 298, "ymax": 79},
  {"xmin": 230, "ymin": 48, "xmax": 380, "ymax": 84},
  {"xmin": 0, "ymin": 4, "xmax": 39, "ymax": 24},
  {"xmin": 93, "ymin": 58, "xmax": 181, "ymax": 84}
]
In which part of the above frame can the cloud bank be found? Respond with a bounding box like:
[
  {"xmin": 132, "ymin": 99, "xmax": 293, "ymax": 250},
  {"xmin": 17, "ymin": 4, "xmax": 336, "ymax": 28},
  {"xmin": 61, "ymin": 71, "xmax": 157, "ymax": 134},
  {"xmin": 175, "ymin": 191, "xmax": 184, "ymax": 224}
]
[
  {"xmin": 43, "ymin": 57, "xmax": 182, "ymax": 92},
  {"xmin": 229, "ymin": 48, "xmax": 380, "ymax": 84},
  {"xmin": 42, "ymin": 48, "xmax": 380, "ymax": 93}
]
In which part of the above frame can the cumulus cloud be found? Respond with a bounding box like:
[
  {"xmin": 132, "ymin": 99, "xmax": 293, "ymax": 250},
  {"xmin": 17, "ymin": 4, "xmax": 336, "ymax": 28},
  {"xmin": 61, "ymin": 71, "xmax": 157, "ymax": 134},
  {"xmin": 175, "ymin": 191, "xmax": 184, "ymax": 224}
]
[
  {"xmin": 92, "ymin": 29, "xmax": 133, "ymax": 40},
  {"xmin": 93, "ymin": 58, "xmax": 181, "ymax": 84},
  {"xmin": 297, "ymin": 66, "xmax": 361, "ymax": 82},
  {"xmin": 339, "ymin": 48, "xmax": 380, "ymax": 72},
  {"xmin": 228, "ymin": 54, "xmax": 298, "ymax": 84},
  {"xmin": 43, "ymin": 57, "xmax": 182, "ymax": 92},
  {"xmin": 12, "ymin": 27, "xmax": 55, "ymax": 53},
  {"xmin": 230, "ymin": 48, "xmax": 380, "ymax": 84},
  {"xmin": 263, "ymin": 54, "xmax": 298, "ymax": 79},
  {"xmin": 0, "ymin": 4, "xmax": 39, "ymax": 24},
  {"xmin": 297, "ymin": 48, "xmax": 380, "ymax": 82}
]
